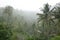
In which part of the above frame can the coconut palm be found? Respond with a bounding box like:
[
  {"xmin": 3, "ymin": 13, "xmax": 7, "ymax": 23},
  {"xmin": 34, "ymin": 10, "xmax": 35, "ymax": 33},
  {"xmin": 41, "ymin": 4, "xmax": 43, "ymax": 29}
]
[
  {"xmin": 37, "ymin": 3, "xmax": 55, "ymax": 40},
  {"xmin": 52, "ymin": 3, "xmax": 60, "ymax": 35}
]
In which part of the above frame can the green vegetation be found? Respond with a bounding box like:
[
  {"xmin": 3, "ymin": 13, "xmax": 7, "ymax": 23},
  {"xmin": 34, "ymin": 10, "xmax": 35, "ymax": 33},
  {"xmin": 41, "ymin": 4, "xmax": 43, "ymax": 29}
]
[
  {"xmin": 0, "ymin": 2, "xmax": 60, "ymax": 40},
  {"xmin": 50, "ymin": 36, "xmax": 60, "ymax": 40}
]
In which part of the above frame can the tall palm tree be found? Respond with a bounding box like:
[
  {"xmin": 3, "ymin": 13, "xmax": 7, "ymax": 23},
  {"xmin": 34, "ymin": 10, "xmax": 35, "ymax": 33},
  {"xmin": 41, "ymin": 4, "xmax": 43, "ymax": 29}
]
[
  {"xmin": 52, "ymin": 3, "xmax": 60, "ymax": 35},
  {"xmin": 37, "ymin": 3, "xmax": 55, "ymax": 40}
]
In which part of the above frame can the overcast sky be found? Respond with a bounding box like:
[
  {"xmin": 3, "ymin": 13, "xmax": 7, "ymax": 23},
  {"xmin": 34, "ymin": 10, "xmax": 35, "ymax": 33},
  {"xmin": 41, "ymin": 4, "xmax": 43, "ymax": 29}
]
[{"xmin": 0, "ymin": 0, "xmax": 60, "ymax": 11}]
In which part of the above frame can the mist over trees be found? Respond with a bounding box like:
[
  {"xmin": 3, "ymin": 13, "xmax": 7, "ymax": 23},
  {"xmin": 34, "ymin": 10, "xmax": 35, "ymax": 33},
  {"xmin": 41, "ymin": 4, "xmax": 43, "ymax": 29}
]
[{"xmin": 0, "ymin": 2, "xmax": 60, "ymax": 40}]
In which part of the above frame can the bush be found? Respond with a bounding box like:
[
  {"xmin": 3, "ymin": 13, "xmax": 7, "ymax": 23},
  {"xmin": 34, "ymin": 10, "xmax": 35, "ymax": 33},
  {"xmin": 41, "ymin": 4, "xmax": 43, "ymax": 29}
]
[{"xmin": 50, "ymin": 36, "xmax": 60, "ymax": 40}]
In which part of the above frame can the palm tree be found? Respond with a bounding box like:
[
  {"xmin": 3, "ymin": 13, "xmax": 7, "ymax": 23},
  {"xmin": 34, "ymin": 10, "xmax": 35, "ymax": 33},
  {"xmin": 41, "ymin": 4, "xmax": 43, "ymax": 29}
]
[
  {"xmin": 52, "ymin": 3, "xmax": 60, "ymax": 35},
  {"xmin": 37, "ymin": 3, "xmax": 55, "ymax": 40}
]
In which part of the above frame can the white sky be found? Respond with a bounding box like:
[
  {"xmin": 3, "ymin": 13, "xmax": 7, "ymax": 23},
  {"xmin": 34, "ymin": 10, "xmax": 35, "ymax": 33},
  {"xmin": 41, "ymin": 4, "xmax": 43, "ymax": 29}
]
[{"xmin": 0, "ymin": 0, "xmax": 60, "ymax": 11}]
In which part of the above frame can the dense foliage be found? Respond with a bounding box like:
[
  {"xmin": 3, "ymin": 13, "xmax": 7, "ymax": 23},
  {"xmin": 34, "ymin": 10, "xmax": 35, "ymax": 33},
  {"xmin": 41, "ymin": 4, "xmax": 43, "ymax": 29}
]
[{"xmin": 0, "ymin": 2, "xmax": 60, "ymax": 40}]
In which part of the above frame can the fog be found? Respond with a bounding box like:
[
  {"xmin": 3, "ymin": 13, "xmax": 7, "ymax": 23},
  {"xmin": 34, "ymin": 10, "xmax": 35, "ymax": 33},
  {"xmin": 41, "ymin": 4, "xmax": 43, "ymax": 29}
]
[
  {"xmin": 0, "ymin": 0, "xmax": 60, "ymax": 40},
  {"xmin": 0, "ymin": 0, "xmax": 60, "ymax": 11}
]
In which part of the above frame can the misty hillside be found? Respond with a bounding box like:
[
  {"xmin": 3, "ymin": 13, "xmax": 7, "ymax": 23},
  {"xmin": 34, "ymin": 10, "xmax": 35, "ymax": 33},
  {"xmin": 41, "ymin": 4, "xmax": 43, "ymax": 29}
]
[
  {"xmin": 0, "ymin": 8, "xmax": 37, "ymax": 23},
  {"xmin": 13, "ymin": 9, "xmax": 38, "ymax": 34},
  {"xmin": 0, "ymin": 7, "xmax": 37, "ymax": 35},
  {"xmin": 1, "ymin": 0, "xmax": 60, "ymax": 40},
  {"xmin": 13, "ymin": 9, "xmax": 38, "ymax": 26},
  {"xmin": 14, "ymin": 9, "xmax": 38, "ymax": 22}
]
